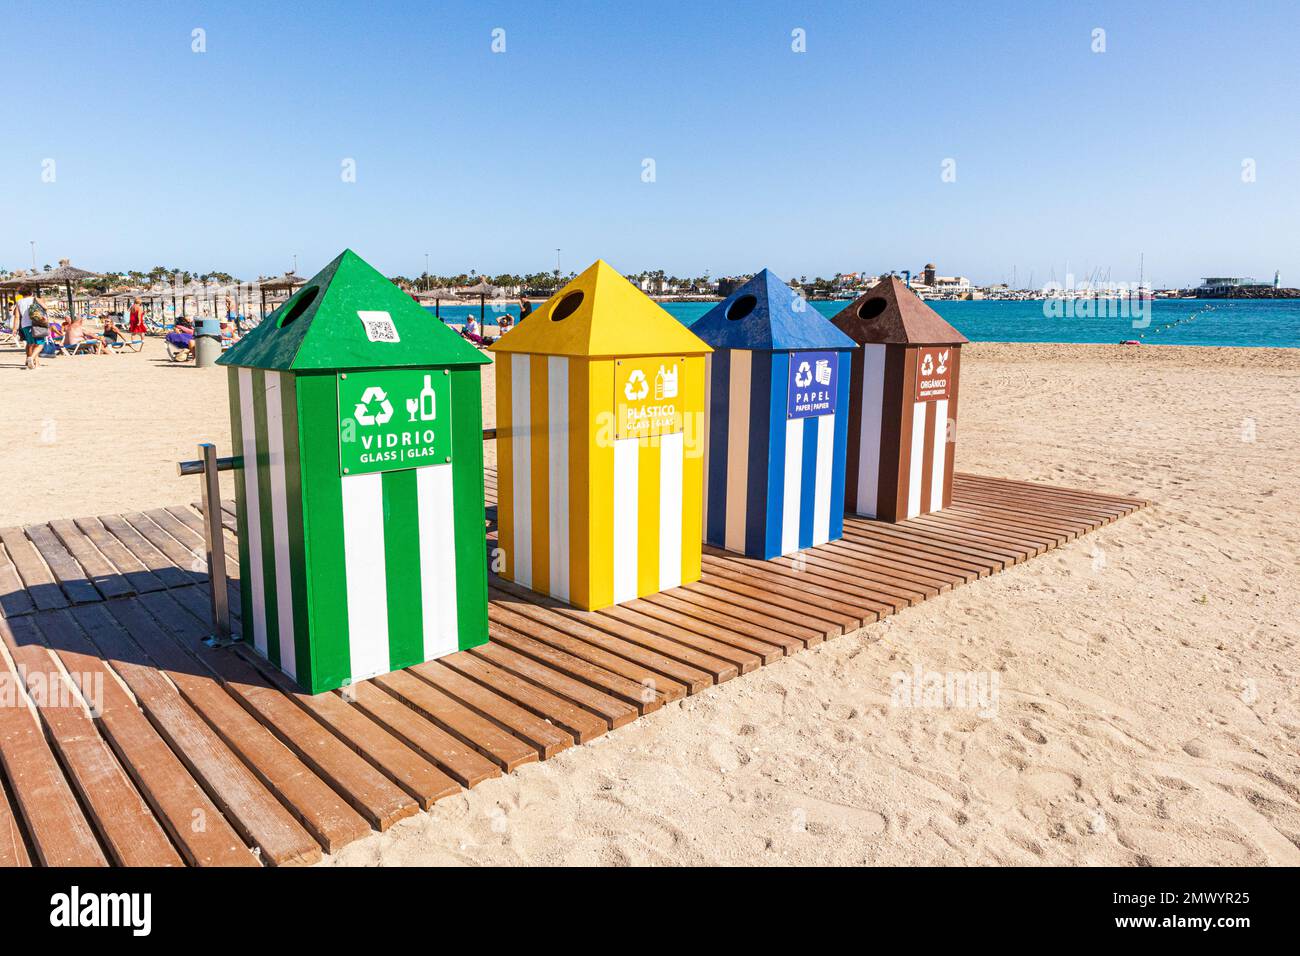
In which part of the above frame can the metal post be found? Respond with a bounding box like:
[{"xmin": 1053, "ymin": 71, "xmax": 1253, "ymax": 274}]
[{"xmin": 199, "ymin": 442, "xmax": 232, "ymax": 645}]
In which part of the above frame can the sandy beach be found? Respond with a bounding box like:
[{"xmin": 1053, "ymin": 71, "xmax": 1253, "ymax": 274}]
[{"xmin": 3, "ymin": 338, "xmax": 1297, "ymax": 866}]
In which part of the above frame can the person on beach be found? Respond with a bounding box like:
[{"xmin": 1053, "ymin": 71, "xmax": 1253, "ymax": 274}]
[
  {"xmin": 518, "ymin": 296, "xmax": 532, "ymax": 323},
  {"xmin": 461, "ymin": 314, "xmax": 494, "ymax": 347},
  {"xmin": 100, "ymin": 314, "xmax": 125, "ymax": 353},
  {"xmin": 167, "ymin": 314, "xmax": 195, "ymax": 352},
  {"xmin": 65, "ymin": 315, "xmax": 106, "ymax": 354},
  {"xmin": 128, "ymin": 297, "xmax": 147, "ymax": 337},
  {"xmin": 13, "ymin": 293, "xmax": 45, "ymax": 369},
  {"xmin": 226, "ymin": 296, "xmax": 242, "ymax": 336}
]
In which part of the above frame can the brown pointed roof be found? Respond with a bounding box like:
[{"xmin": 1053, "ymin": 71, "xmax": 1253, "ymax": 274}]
[{"xmin": 831, "ymin": 276, "xmax": 968, "ymax": 346}]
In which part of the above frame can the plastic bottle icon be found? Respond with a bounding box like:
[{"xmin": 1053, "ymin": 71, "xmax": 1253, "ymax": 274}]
[{"xmin": 419, "ymin": 374, "xmax": 437, "ymax": 421}]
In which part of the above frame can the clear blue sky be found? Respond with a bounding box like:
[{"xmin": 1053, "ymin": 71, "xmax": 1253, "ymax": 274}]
[{"xmin": 5, "ymin": 0, "xmax": 1297, "ymax": 287}]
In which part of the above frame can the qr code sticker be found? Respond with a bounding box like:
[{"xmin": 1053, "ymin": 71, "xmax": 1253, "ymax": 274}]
[{"xmin": 357, "ymin": 310, "xmax": 400, "ymax": 343}]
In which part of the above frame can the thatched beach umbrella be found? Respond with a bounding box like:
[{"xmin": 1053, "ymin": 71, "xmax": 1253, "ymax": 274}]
[
  {"xmin": 25, "ymin": 259, "xmax": 99, "ymax": 319},
  {"xmin": 256, "ymin": 272, "xmax": 306, "ymax": 319},
  {"xmin": 425, "ymin": 286, "xmax": 462, "ymax": 322},
  {"xmin": 462, "ymin": 277, "xmax": 500, "ymax": 323}
]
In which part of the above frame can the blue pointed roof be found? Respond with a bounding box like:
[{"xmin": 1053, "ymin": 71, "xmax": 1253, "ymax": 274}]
[{"xmin": 691, "ymin": 269, "xmax": 857, "ymax": 352}]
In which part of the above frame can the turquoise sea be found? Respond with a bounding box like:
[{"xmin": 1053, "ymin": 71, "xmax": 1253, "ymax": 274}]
[{"xmin": 427, "ymin": 298, "xmax": 1300, "ymax": 348}]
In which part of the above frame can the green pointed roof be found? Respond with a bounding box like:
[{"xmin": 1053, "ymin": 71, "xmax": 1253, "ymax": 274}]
[{"xmin": 218, "ymin": 249, "xmax": 489, "ymax": 371}]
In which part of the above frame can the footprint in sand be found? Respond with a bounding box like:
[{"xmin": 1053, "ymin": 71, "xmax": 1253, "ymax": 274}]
[{"xmin": 1018, "ymin": 721, "xmax": 1049, "ymax": 745}]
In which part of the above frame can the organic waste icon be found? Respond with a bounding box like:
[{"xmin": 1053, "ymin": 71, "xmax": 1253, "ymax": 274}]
[
  {"xmin": 625, "ymin": 369, "xmax": 649, "ymax": 401},
  {"xmin": 936, "ymin": 350, "xmax": 949, "ymax": 375},
  {"xmin": 794, "ymin": 361, "xmax": 813, "ymax": 388},
  {"xmin": 354, "ymin": 386, "xmax": 394, "ymax": 426}
]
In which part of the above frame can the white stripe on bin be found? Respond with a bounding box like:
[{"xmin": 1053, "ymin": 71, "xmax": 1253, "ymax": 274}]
[
  {"xmin": 930, "ymin": 398, "xmax": 948, "ymax": 512},
  {"xmin": 547, "ymin": 356, "xmax": 570, "ymax": 602},
  {"xmin": 701, "ymin": 354, "xmax": 711, "ymax": 534},
  {"xmin": 237, "ymin": 368, "xmax": 268, "ymax": 656},
  {"xmin": 813, "ymin": 413, "xmax": 834, "ymax": 545},
  {"xmin": 724, "ymin": 350, "xmax": 751, "ymax": 553},
  {"xmin": 509, "ymin": 353, "xmax": 532, "ymax": 588},
  {"xmin": 658, "ymin": 431, "xmax": 684, "ymax": 590},
  {"xmin": 907, "ymin": 402, "xmax": 925, "ymax": 519},
  {"xmin": 417, "ymin": 464, "xmax": 458, "ymax": 660},
  {"xmin": 612, "ymin": 437, "xmax": 639, "ymax": 604},
  {"xmin": 782, "ymin": 417, "xmax": 803, "ymax": 555},
  {"xmin": 341, "ymin": 472, "xmax": 389, "ymax": 682},
  {"xmin": 856, "ymin": 344, "xmax": 886, "ymax": 517},
  {"xmin": 263, "ymin": 371, "xmax": 297, "ymax": 679}
]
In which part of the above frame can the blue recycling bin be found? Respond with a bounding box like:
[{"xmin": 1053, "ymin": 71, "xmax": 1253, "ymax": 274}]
[{"xmin": 692, "ymin": 269, "xmax": 856, "ymax": 558}]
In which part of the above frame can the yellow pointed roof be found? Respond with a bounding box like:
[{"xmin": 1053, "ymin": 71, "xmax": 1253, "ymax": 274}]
[{"xmin": 490, "ymin": 260, "xmax": 711, "ymax": 358}]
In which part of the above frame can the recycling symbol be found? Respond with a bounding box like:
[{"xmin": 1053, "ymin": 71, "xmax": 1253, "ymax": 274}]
[
  {"xmin": 354, "ymin": 386, "xmax": 394, "ymax": 426},
  {"xmin": 920, "ymin": 353, "xmax": 934, "ymax": 376},
  {"xmin": 794, "ymin": 361, "xmax": 813, "ymax": 388},
  {"xmin": 624, "ymin": 369, "xmax": 649, "ymax": 401}
]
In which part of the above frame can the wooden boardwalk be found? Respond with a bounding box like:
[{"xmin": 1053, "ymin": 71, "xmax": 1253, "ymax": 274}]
[{"xmin": 0, "ymin": 471, "xmax": 1147, "ymax": 866}]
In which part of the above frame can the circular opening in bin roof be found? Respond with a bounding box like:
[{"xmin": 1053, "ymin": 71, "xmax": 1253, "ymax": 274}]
[
  {"xmin": 725, "ymin": 294, "xmax": 758, "ymax": 322},
  {"xmin": 277, "ymin": 285, "xmax": 320, "ymax": 328},
  {"xmin": 550, "ymin": 290, "xmax": 584, "ymax": 321},
  {"xmin": 856, "ymin": 297, "xmax": 888, "ymax": 322}
]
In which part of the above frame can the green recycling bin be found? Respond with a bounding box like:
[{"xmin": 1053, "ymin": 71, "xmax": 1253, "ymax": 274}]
[{"xmin": 218, "ymin": 249, "xmax": 490, "ymax": 693}]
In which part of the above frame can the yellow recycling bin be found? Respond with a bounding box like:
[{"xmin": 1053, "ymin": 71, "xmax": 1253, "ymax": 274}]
[{"xmin": 491, "ymin": 260, "xmax": 711, "ymax": 610}]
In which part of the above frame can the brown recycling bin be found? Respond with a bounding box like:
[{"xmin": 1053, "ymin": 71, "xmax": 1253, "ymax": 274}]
[{"xmin": 830, "ymin": 277, "xmax": 968, "ymax": 522}]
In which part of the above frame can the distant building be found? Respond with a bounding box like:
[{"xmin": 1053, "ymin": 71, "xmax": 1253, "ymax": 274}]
[
  {"xmin": 1196, "ymin": 276, "xmax": 1270, "ymax": 295},
  {"xmin": 716, "ymin": 276, "xmax": 753, "ymax": 297},
  {"xmin": 911, "ymin": 262, "xmax": 970, "ymax": 296}
]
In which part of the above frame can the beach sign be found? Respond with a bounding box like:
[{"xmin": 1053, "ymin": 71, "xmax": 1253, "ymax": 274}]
[
  {"xmin": 337, "ymin": 368, "xmax": 453, "ymax": 475},
  {"xmin": 489, "ymin": 260, "xmax": 711, "ymax": 611},
  {"xmin": 690, "ymin": 269, "xmax": 857, "ymax": 559},
  {"xmin": 831, "ymin": 276, "xmax": 969, "ymax": 522},
  {"xmin": 787, "ymin": 350, "xmax": 840, "ymax": 419},
  {"xmin": 217, "ymin": 249, "xmax": 490, "ymax": 693}
]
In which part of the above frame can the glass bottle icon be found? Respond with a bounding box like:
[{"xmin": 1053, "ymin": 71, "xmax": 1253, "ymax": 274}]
[{"xmin": 419, "ymin": 374, "xmax": 437, "ymax": 421}]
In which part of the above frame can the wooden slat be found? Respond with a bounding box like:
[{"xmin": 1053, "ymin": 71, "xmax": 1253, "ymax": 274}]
[
  {"xmin": 0, "ymin": 543, "xmax": 36, "ymax": 619},
  {"xmin": 700, "ymin": 552, "xmax": 875, "ymax": 626},
  {"xmin": 599, "ymin": 604, "xmax": 757, "ymax": 676},
  {"xmin": 34, "ymin": 608, "xmax": 259, "ymax": 867},
  {"xmin": 477, "ymin": 631, "xmax": 646, "ymax": 725},
  {"xmin": 1, "ymin": 615, "xmax": 182, "ymax": 866},
  {"xmin": 372, "ymin": 669, "xmax": 539, "ymax": 772},
  {"xmin": 489, "ymin": 580, "xmax": 703, "ymax": 696},
  {"xmin": 22, "ymin": 524, "xmax": 102, "ymax": 605},
  {"xmin": 485, "ymin": 607, "xmax": 675, "ymax": 709},
  {"xmin": 72, "ymin": 517, "xmax": 165, "ymax": 594},
  {"xmin": 96, "ymin": 513, "xmax": 193, "ymax": 590},
  {"xmin": 230, "ymin": 641, "xmax": 461, "ymax": 813},
  {"xmin": 0, "ymin": 619, "xmax": 106, "ymax": 866},
  {"xmin": 49, "ymin": 518, "xmax": 134, "ymax": 599},
  {"xmin": 690, "ymin": 576, "xmax": 842, "ymax": 641},
  {"xmin": 442, "ymin": 650, "xmax": 611, "ymax": 742},
  {"xmin": 0, "ymin": 527, "xmax": 68, "ymax": 611},
  {"xmin": 410, "ymin": 660, "xmax": 576, "ymax": 759},
  {"xmin": 138, "ymin": 589, "xmax": 424, "ymax": 828},
  {"xmin": 344, "ymin": 681, "xmax": 500, "ymax": 788},
  {"xmin": 74, "ymin": 601, "xmax": 321, "ymax": 866},
  {"xmin": 105, "ymin": 597, "xmax": 370, "ymax": 854},
  {"xmin": 643, "ymin": 590, "xmax": 804, "ymax": 657},
  {"xmin": 0, "ymin": 762, "xmax": 31, "ymax": 867},
  {"xmin": 122, "ymin": 513, "xmax": 206, "ymax": 583}
]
